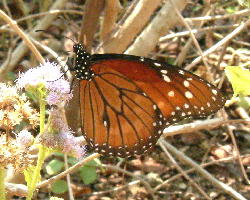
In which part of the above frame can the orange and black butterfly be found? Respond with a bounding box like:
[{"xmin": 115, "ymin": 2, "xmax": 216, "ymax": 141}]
[{"xmin": 70, "ymin": 43, "xmax": 225, "ymax": 158}]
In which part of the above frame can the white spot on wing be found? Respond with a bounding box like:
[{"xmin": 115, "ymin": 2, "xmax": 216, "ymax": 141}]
[
  {"xmin": 168, "ymin": 91, "xmax": 175, "ymax": 97},
  {"xmin": 163, "ymin": 75, "xmax": 171, "ymax": 82},
  {"xmin": 161, "ymin": 70, "xmax": 168, "ymax": 74},
  {"xmin": 154, "ymin": 62, "xmax": 161, "ymax": 67},
  {"xmin": 185, "ymin": 91, "xmax": 193, "ymax": 99},
  {"xmin": 212, "ymin": 89, "xmax": 218, "ymax": 95},
  {"xmin": 183, "ymin": 80, "xmax": 190, "ymax": 87}
]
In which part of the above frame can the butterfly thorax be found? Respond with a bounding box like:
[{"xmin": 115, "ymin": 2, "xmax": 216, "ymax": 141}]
[{"xmin": 72, "ymin": 43, "xmax": 94, "ymax": 80}]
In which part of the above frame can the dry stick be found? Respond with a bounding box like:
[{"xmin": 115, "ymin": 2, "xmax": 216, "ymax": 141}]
[
  {"xmin": 97, "ymin": 0, "xmax": 162, "ymax": 54},
  {"xmin": 159, "ymin": 139, "xmax": 212, "ymax": 200},
  {"xmin": 154, "ymin": 154, "xmax": 250, "ymax": 191},
  {"xmin": 163, "ymin": 118, "xmax": 250, "ymax": 137},
  {"xmin": 0, "ymin": 0, "xmax": 67, "ymax": 80},
  {"xmin": 64, "ymin": 154, "xmax": 74, "ymax": 200},
  {"xmin": 226, "ymin": 124, "xmax": 250, "ymax": 184},
  {"xmin": 213, "ymin": 32, "xmax": 250, "ymax": 47},
  {"xmin": 87, "ymin": 180, "xmax": 141, "ymax": 196},
  {"xmin": 0, "ymin": 10, "xmax": 44, "ymax": 64},
  {"xmin": 160, "ymin": 140, "xmax": 248, "ymax": 200},
  {"xmin": 185, "ymin": 19, "xmax": 250, "ymax": 70},
  {"xmin": 159, "ymin": 24, "xmax": 239, "ymax": 42},
  {"xmin": 6, "ymin": 154, "xmax": 100, "ymax": 197},
  {"xmin": 174, "ymin": 2, "xmax": 211, "ymax": 67},
  {"xmin": 125, "ymin": 0, "xmax": 188, "ymax": 56},
  {"xmin": 102, "ymin": 164, "xmax": 156, "ymax": 200},
  {"xmin": 169, "ymin": 0, "xmax": 210, "ymax": 70},
  {"xmin": 100, "ymin": 0, "xmax": 121, "ymax": 42},
  {"xmin": 78, "ymin": 0, "xmax": 105, "ymax": 50},
  {"xmin": 0, "ymin": 10, "xmax": 83, "ymax": 30},
  {"xmin": 38, "ymin": 153, "xmax": 100, "ymax": 189},
  {"xmin": 186, "ymin": 9, "xmax": 250, "ymax": 22}
]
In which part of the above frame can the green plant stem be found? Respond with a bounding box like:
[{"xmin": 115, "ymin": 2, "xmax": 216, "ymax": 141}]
[
  {"xmin": 26, "ymin": 98, "xmax": 47, "ymax": 200},
  {"xmin": 0, "ymin": 168, "xmax": 6, "ymax": 200},
  {"xmin": 39, "ymin": 98, "xmax": 46, "ymax": 135}
]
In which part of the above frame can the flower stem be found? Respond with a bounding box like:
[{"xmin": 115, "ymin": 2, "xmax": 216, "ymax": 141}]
[
  {"xmin": 39, "ymin": 98, "xmax": 46, "ymax": 135},
  {"xmin": 26, "ymin": 97, "xmax": 47, "ymax": 200},
  {"xmin": 0, "ymin": 168, "xmax": 6, "ymax": 200},
  {"xmin": 26, "ymin": 146, "xmax": 47, "ymax": 200}
]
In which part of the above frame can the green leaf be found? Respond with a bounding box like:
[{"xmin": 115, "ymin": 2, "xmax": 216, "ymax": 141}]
[
  {"xmin": 45, "ymin": 159, "xmax": 64, "ymax": 175},
  {"xmin": 24, "ymin": 165, "xmax": 40, "ymax": 190},
  {"xmin": 7, "ymin": 72, "xmax": 16, "ymax": 81},
  {"xmin": 79, "ymin": 160, "xmax": 99, "ymax": 184},
  {"xmin": 51, "ymin": 180, "xmax": 68, "ymax": 194},
  {"xmin": 225, "ymin": 66, "xmax": 250, "ymax": 97},
  {"xmin": 237, "ymin": 96, "xmax": 250, "ymax": 109},
  {"xmin": 67, "ymin": 157, "xmax": 78, "ymax": 165},
  {"xmin": 226, "ymin": 6, "xmax": 238, "ymax": 13}
]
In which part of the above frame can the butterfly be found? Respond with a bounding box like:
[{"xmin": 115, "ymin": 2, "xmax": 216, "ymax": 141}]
[{"xmin": 69, "ymin": 43, "xmax": 225, "ymax": 157}]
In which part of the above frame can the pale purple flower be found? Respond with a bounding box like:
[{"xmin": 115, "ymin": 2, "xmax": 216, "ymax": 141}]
[
  {"xmin": 16, "ymin": 130, "xmax": 34, "ymax": 148},
  {"xmin": 16, "ymin": 61, "xmax": 72, "ymax": 105},
  {"xmin": 38, "ymin": 131, "xmax": 86, "ymax": 159},
  {"xmin": 49, "ymin": 108, "xmax": 69, "ymax": 132}
]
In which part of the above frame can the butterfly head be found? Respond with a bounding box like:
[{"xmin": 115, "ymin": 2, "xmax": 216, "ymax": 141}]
[{"xmin": 71, "ymin": 43, "xmax": 94, "ymax": 80}]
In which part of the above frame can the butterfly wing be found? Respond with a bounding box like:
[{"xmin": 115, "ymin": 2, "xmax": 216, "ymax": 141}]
[{"xmin": 78, "ymin": 54, "xmax": 225, "ymax": 157}]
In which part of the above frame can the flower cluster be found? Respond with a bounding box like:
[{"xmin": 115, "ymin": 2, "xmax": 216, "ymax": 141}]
[
  {"xmin": 0, "ymin": 83, "xmax": 38, "ymax": 130},
  {"xmin": 38, "ymin": 130, "xmax": 86, "ymax": 159},
  {"xmin": 16, "ymin": 61, "xmax": 73, "ymax": 106},
  {"xmin": 0, "ymin": 132, "xmax": 34, "ymax": 171}
]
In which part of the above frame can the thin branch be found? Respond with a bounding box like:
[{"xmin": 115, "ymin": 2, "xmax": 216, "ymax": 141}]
[
  {"xmin": 186, "ymin": 9, "xmax": 250, "ymax": 22},
  {"xmin": 0, "ymin": 9, "xmax": 83, "ymax": 30},
  {"xmin": 101, "ymin": 164, "xmax": 156, "ymax": 200},
  {"xmin": 0, "ymin": 0, "xmax": 68, "ymax": 80},
  {"xmin": 97, "ymin": 0, "xmax": 162, "ymax": 53},
  {"xmin": 159, "ymin": 139, "xmax": 212, "ymax": 200},
  {"xmin": 163, "ymin": 118, "xmax": 250, "ymax": 137},
  {"xmin": 0, "ymin": 10, "xmax": 44, "ymax": 64},
  {"xmin": 159, "ymin": 24, "xmax": 239, "ymax": 42},
  {"xmin": 154, "ymin": 154, "xmax": 250, "ymax": 191},
  {"xmin": 161, "ymin": 140, "xmax": 248, "ymax": 200},
  {"xmin": 125, "ymin": 0, "xmax": 188, "ymax": 56},
  {"xmin": 100, "ymin": 0, "xmax": 121, "ymax": 42},
  {"xmin": 185, "ymin": 19, "xmax": 250, "ymax": 70},
  {"xmin": 38, "ymin": 153, "xmax": 100, "ymax": 189}
]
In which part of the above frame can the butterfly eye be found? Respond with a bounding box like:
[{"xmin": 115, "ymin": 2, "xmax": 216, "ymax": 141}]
[{"xmin": 71, "ymin": 44, "xmax": 225, "ymax": 157}]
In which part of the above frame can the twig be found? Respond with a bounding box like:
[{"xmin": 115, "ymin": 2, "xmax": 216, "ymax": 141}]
[
  {"xmin": 0, "ymin": 0, "xmax": 67, "ymax": 80},
  {"xmin": 159, "ymin": 139, "xmax": 211, "ymax": 200},
  {"xmin": 159, "ymin": 24, "xmax": 239, "ymax": 42},
  {"xmin": 64, "ymin": 154, "xmax": 74, "ymax": 200},
  {"xmin": 185, "ymin": 19, "xmax": 250, "ymax": 70},
  {"xmin": 96, "ymin": 0, "xmax": 162, "ymax": 53},
  {"xmin": 186, "ymin": 9, "xmax": 250, "ymax": 22},
  {"xmin": 213, "ymin": 32, "xmax": 250, "ymax": 47},
  {"xmin": 100, "ymin": 0, "xmax": 121, "ymax": 42},
  {"xmin": 78, "ymin": 0, "xmax": 105, "ymax": 50},
  {"xmin": 125, "ymin": 0, "xmax": 188, "ymax": 56},
  {"xmin": 226, "ymin": 124, "xmax": 250, "ymax": 184},
  {"xmin": 87, "ymin": 180, "xmax": 140, "ymax": 196},
  {"xmin": 0, "ymin": 10, "xmax": 83, "ymax": 31},
  {"xmin": 161, "ymin": 140, "xmax": 248, "ymax": 200},
  {"xmin": 0, "ymin": 10, "xmax": 44, "ymax": 64},
  {"xmin": 163, "ymin": 118, "xmax": 250, "ymax": 137},
  {"xmin": 154, "ymin": 154, "xmax": 250, "ymax": 191},
  {"xmin": 101, "ymin": 164, "xmax": 156, "ymax": 200},
  {"xmin": 38, "ymin": 153, "xmax": 100, "ymax": 189}
]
